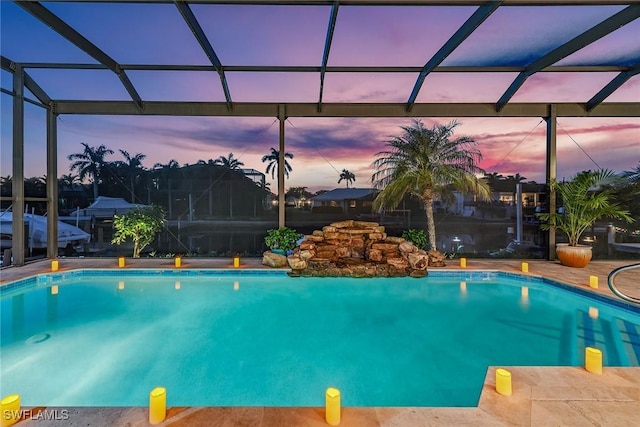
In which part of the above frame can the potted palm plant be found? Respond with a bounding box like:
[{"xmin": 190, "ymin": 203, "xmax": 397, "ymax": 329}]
[{"xmin": 536, "ymin": 170, "xmax": 633, "ymax": 267}]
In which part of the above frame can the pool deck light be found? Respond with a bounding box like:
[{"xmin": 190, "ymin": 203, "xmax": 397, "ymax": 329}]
[
  {"xmin": 175, "ymin": 257, "xmax": 182, "ymax": 268},
  {"xmin": 521, "ymin": 262, "xmax": 529, "ymax": 273},
  {"xmin": 589, "ymin": 275, "xmax": 598, "ymax": 288},
  {"xmin": 149, "ymin": 387, "xmax": 166, "ymax": 425},
  {"xmin": 325, "ymin": 387, "xmax": 340, "ymax": 426},
  {"xmin": 233, "ymin": 256, "xmax": 240, "ymax": 268},
  {"xmin": 460, "ymin": 258, "xmax": 466, "ymax": 268},
  {"xmin": 495, "ymin": 368, "xmax": 512, "ymax": 396},
  {"xmin": 585, "ymin": 347, "xmax": 602, "ymax": 375},
  {"xmin": 0, "ymin": 394, "xmax": 20, "ymax": 426},
  {"xmin": 118, "ymin": 257, "xmax": 126, "ymax": 268},
  {"xmin": 51, "ymin": 260, "xmax": 59, "ymax": 272}
]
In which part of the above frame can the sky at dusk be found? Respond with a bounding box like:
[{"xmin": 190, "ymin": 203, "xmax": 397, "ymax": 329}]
[{"xmin": 1, "ymin": 1, "xmax": 638, "ymax": 193}]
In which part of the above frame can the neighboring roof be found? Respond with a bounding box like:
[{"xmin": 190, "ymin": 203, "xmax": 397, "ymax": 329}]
[
  {"xmin": 71, "ymin": 196, "xmax": 149, "ymax": 219},
  {"xmin": 311, "ymin": 188, "xmax": 378, "ymax": 201}
]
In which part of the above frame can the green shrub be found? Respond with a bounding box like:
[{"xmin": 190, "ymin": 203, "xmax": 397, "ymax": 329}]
[
  {"xmin": 402, "ymin": 228, "xmax": 428, "ymax": 250},
  {"xmin": 264, "ymin": 227, "xmax": 300, "ymax": 252}
]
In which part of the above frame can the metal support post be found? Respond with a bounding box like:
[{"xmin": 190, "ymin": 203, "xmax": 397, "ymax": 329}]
[
  {"xmin": 47, "ymin": 108, "xmax": 59, "ymax": 258},
  {"xmin": 545, "ymin": 104, "xmax": 557, "ymax": 260},
  {"xmin": 278, "ymin": 104, "xmax": 286, "ymax": 228},
  {"xmin": 12, "ymin": 65, "xmax": 25, "ymax": 266}
]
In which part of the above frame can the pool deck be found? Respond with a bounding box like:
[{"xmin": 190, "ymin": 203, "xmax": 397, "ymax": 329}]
[{"xmin": 2, "ymin": 258, "xmax": 639, "ymax": 426}]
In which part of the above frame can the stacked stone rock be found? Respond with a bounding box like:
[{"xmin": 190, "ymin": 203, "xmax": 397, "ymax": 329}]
[{"xmin": 263, "ymin": 220, "xmax": 438, "ymax": 278}]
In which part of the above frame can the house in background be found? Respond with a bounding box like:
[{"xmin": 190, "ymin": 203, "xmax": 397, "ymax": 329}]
[{"xmin": 310, "ymin": 188, "xmax": 378, "ymax": 214}]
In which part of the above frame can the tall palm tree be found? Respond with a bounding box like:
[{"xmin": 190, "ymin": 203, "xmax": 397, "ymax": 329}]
[
  {"xmin": 153, "ymin": 159, "xmax": 180, "ymax": 218},
  {"xmin": 338, "ymin": 169, "xmax": 356, "ymax": 188},
  {"xmin": 67, "ymin": 143, "xmax": 114, "ymax": 200},
  {"xmin": 215, "ymin": 153, "xmax": 245, "ymax": 170},
  {"xmin": 371, "ymin": 119, "xmax": 491, "ymax": 251},
  {"xmin": 118, "ymin": 150, "xmax": 147, "ymax": 203},
  {"xmin": 261, "ymin": 147, "xmax": 293, "ymax": 179},
  {"xmin": 215, "ymin": 153, "xmax": 245, "ymax": 218}
]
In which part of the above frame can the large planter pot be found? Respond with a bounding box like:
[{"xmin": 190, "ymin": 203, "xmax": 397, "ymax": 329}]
[{"xmin": 556, "ymin": 244, "xmax": 592, "ymax": 268}]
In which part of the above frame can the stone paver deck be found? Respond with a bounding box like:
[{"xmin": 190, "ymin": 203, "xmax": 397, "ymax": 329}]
[{"xmin": 1, "ymin": 258, "xmax": 639, "ymax": 426}]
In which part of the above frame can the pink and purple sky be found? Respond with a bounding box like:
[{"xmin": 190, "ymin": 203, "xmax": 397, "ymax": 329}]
[{"xmin": 1, "ymin": 2, "xmax": 638, "ymax": 192}]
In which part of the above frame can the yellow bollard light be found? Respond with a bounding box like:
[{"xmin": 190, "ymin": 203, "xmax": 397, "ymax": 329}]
[
  {"xmin": 118, "ymin": 281, "xmax": 125, "ymax": 291},
  {"xmin": 51, "ymin": 260, "xmax": 59, "ymax": 272},
  {"xmin": 495, "ymin": 368, "xmax": 512, "ymax": 396},
  {"xmin": 233, "ymin": 256, "xmax": 240, "ymax": 268},
  {"xmin": 0, "ymin": 394, "xmax": 21, "ymax": 427},
  {"xmin": 460, "ymin": 257, "xmax": 466, "ymax": 268},
  {"xmin": 175, "ymin": 257, "xmax": 181, "ymax": 268},
  {"xmin": 175, "ymin": 281, "xmax": 181, "ymax": 290},
  {"xmin": 233, "ymin": 281, "xmax": 240, "ymax": 291},
  {"xmin": 149, "ymin": 387, "xmax": 166, "ymax": 425},
  {"xmin": 589, "ymin": 275, "xmax": 598, "ymax": 289},
  {"xmin": 589, "ymin": 307, "xmax": 599, "ymax": 319},
  {"xmin": 118, "ymin": 257, "xmax": 125, "ymax": 268},
  {"xmin": 585, "ymin": 347, "xmax": 602, "ymax": 375},
  {"xmin": 51, "ymin": 285, "xmax": 59, "ymax": 295},
  {"xmin": 521, "ymin": 262, "xmax": 528, "ymax": 273},
  {"xmin": 325, "ymin": 387, "xmax": 340, "ymax": 426}
]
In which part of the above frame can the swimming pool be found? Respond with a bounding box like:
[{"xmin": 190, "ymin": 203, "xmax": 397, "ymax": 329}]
[{"xmin": 1, "ymin": 269, "xmax": 639, "ymax": 407}]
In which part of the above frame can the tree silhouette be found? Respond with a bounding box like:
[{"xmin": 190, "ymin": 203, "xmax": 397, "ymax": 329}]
[
  {"xmin": 215, "ymin": 153, "xmax": 245, "ymax": 170},
  {"xmin": 261, "ymin": 147, "xmax": 293, "ymax": 179},
  {"xmin": 67, "ymin": 143, "xmax": 114, "ymax": 200},
  {"xmin": 118, "ymin": 150, "xmax": 147, "ymax": 203},
  {"xmin": 338, "ymin": 169, "xmax": 356, "ymax": 188}
]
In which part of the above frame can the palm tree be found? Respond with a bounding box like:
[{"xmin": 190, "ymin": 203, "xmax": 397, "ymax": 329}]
[
  {"xmin": 338, "ymin": 169, "xmax": 356, "ymax": 188},
  {"xmin": 371, "ymin": 119, "xmax": 491, "ymax": 251},
  {"xmin": 215, "ymin": 153, "xmax": 244, "ymax": 170},
  {"xmin": 58, "ymin": 174, "xmax": 80, "ymax": 190},
  {"xmin": 67, "ymin": 143, "xmax": 114, "ymax": 200},
  {"xmin": 261, "ymin": 147, "xmax": 293, "ymax": 179},
  {"xmin": 482, "ymin": 172, "xmax": 504, "ymax": 191},
  {"xmin": 153, "ymin": 159, "xmax": 180, "ymax": 218},
  {"xmin": 622, "ymin": 161, "xmax": 640, "ymax": 183},
  {"xmin": 0, "ymin": 175, "xmax": 12, "ymax": 197},
  {"xmin": 118, "ymin": 150, "xmax": 147, "ymax": 203},
  {"xmin": 215, "ymin": 153, "xmax": 245, "ymax": 218}
]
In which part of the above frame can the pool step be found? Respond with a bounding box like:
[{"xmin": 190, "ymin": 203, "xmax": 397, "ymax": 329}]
[
  {"xmin": 615, "ymin": 318, "xmax": 640, "ymax": 365},
  {"xmin": 576, "ymin": 310, "xmax": 623, "ymax": 366}
]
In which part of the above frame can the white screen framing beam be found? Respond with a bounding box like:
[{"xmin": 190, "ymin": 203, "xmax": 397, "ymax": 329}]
[
  {"xmin": 318, "ymin": 1, "xmax": 339, "ymax": 112},
  {"xmin": 174, "ymin": 1, "xmax": 233, "ymax": 109},
  {"xmin": 1, "ymin": 55, "xmax": 51, "ymax": 106},
  {"xmin": 15, "ymin": 1, "xmax": 144, "ymax": 111},
  {"xmin": 54, "ymin": 101, "xmax": 640, "ymax": 118},
  {"xmin": 496, "ymin": 5, "xmax": 640, "ymax": 112},
  {"xmin": 406, "ymin": 1, "xmax": 501, "ymax": 111}
]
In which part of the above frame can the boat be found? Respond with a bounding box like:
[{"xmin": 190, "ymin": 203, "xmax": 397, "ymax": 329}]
[
  {"xmin": 489, "ymin": 239, "xmax": 544, "ymax": 258},
  {"xmin": 69, "ymin": 196, "xmax": 149, "ymax": 220},
  {"xmin": 0, "ymin": 211, "xmax": 91, "ymax": 250}
]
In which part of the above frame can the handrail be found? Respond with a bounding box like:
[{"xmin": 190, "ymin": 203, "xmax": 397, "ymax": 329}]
[{"xmin": 607, "ymin": 262, "xmax": 640, "ymax": 304}]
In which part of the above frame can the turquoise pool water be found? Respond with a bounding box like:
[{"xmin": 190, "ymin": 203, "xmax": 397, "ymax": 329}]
[{"xmin": 1, "ymin": 270, "xmax": 639, "ymax": 407}]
